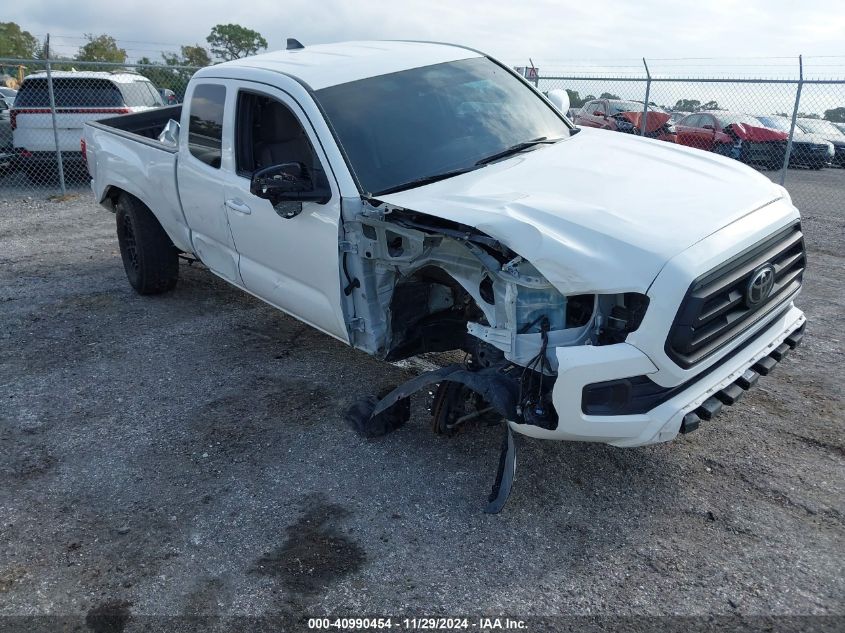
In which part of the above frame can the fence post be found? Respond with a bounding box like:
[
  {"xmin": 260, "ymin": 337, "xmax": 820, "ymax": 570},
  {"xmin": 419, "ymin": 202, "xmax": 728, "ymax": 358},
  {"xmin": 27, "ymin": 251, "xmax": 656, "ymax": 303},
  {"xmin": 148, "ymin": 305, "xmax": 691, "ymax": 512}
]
[
  {"xmin": 44, "ymin": 34, "xmax": 67, "ymax": 196},
  {"xmin": 640, "ymin": 58, "xmax": 651, "ymax": 137},
  {"xmin": 781, "ymin": 55, "xmax": 803, "ymax": 185}
]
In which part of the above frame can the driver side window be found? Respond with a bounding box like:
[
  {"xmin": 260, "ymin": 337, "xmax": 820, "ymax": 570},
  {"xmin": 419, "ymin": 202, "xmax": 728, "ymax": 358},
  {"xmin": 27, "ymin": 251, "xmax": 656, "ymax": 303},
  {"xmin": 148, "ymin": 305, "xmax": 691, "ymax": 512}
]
[{"xmin": 235, "ymin": 91, "xmax": 318, "ymax": 177}]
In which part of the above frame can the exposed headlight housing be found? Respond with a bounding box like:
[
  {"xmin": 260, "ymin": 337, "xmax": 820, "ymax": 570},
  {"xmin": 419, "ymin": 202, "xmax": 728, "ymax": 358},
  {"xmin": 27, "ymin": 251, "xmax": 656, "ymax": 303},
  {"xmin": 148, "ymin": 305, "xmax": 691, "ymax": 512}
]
[{"xmin": 596, "ymin": 292, "xmax": 650, "ymax": 345}]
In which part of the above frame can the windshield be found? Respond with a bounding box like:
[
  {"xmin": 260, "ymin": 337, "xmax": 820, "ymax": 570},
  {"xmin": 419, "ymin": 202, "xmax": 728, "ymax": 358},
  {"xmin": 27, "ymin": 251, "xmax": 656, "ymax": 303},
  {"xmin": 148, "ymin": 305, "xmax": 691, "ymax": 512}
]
[
  {"xmin": 798, "ymin": 119, "xmax": 843, "ymax": 136},
  {"xmin": 756, "ymin": 116, "xmax": 792, "ymax": 132},
  {"xmin": 315, "ymin": 57, "xmax": 571, "ymax": 195},
  {"xmin": 16, "ymin": 77, "xmax": 124, "ymax": 107}
]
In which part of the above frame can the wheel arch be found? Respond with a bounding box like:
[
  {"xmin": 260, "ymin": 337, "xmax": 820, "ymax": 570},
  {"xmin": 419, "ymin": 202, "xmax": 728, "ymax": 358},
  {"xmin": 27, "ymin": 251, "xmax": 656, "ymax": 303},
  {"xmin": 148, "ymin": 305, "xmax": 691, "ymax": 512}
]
[
  {"xmin": 101, "ymin": 185, "xmax": 193, "ymax": 254},
  {"xmin": 382, "ymin": 264, "xmax": 488, "ymax": 361}
]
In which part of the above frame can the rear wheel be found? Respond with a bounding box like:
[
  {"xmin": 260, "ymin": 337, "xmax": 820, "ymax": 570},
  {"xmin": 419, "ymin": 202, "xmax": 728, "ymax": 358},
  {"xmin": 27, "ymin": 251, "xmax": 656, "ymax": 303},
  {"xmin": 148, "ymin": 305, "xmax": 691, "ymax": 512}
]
[{"xmin": 115, "ymin": 194, "xmax": 179, "ymax": 295}]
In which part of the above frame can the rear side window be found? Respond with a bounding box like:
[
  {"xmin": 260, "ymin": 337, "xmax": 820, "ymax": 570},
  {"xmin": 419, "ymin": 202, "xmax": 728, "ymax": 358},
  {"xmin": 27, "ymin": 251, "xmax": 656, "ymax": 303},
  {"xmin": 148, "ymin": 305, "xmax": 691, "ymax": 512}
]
[
  {"xmin": 16, "ymin": 78, "xmax": 123, "ymax": 107},
  {"xmin": 188, "ymin": 84, "xmax": 226, "ymax": 168},
  {"xmin": 119, "ymin": 81, "xmax": 163, "ymax": 107}
]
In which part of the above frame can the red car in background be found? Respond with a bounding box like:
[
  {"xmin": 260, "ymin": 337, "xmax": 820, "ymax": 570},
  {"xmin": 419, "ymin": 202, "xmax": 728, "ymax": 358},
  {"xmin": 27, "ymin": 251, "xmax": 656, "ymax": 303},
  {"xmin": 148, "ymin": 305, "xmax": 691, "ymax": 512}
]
[
  {"xmin": 574, "ymin": 98, "xmax": 676, "ymax": 142},
  {"xmin": 675, "ymin": 111, "xmax": 788, "ymax": 169}
]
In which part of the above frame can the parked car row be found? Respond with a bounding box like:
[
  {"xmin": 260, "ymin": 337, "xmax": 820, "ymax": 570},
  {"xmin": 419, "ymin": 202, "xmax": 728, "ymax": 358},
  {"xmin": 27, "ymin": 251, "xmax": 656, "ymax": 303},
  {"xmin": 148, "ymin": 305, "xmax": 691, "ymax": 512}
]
[
  {"xmin": 574, "ymin": 98, "xmax": 677, "ymax": 143},
  {"xmin": 570, "ymin": 98, "xmax": 845, "ymax": 170},
  {"xmin": 675, "ymin": 112, "xmax": 788, "ymax": 169}
]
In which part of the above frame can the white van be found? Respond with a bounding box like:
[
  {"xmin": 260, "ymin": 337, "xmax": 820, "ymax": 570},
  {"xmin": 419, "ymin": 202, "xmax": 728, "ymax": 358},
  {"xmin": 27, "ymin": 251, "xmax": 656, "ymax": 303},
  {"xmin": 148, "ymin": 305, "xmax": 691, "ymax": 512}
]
[{"xmin": 11, "ymin": 70, "xmax": 162, "ymax": 180}]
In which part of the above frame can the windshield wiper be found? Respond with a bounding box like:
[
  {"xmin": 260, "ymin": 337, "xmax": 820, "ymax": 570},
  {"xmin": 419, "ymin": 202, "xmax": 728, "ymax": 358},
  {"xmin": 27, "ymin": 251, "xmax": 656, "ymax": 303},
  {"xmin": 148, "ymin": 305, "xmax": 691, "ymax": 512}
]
[
  {"xmin": 371, "ymin": 136, "xmax": 565, "ymax": 196},
  {"xmin": 373, "ymin": 166, "xmax": 477, "ymax": 196},
  {"xmin": 474, "ymin": 136, "xmax": 562, "ymax": 166}
]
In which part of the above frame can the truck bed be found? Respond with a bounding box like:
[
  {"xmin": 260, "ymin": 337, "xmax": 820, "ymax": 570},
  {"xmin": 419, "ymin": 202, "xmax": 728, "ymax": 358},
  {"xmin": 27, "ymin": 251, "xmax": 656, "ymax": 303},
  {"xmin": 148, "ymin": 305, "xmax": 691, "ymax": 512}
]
[
  {"xmin": 87, "ymin": 105, "xmax": 182, "ymax": 148},
  {"xmin": 84, "ymin": 105, "xmax": 192, "ymax": 253}
]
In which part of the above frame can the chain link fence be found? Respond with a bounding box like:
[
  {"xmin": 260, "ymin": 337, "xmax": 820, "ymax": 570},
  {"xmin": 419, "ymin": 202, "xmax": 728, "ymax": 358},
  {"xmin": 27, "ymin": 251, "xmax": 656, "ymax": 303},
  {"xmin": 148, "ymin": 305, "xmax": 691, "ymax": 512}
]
[
  {"xmin": 0, "ymin": 58, "xmax": 198, "ymax": 197},
  {"xmin": 536, "ymin": 56, "xmax": 845, "ymax": 215},
  {"xmin": 1, "ymin": 56, "xmax": 843, "ymax": 213}
]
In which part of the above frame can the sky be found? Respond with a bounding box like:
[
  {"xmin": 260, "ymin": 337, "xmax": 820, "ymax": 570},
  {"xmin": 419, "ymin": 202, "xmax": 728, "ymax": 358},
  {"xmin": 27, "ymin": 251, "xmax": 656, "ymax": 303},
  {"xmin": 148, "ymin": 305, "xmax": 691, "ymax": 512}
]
[
  {"xmin": 5, "ymin": 0, "xmax": 844, "ymax": 115},
  {"xmin": 7, "ymin": 0, "xmax": 845, "ymax": 71}
]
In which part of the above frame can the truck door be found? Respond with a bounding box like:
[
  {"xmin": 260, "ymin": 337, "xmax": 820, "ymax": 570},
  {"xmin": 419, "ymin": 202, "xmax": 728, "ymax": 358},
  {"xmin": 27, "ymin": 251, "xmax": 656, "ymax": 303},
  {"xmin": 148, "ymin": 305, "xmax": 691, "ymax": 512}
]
[
  {"xmin": 220, "ymin": 83, "xmax": 348, "ymax": 342},
  {"xmin": 176, "ymin": 81, "xmax": 242, "ymax": 285}
]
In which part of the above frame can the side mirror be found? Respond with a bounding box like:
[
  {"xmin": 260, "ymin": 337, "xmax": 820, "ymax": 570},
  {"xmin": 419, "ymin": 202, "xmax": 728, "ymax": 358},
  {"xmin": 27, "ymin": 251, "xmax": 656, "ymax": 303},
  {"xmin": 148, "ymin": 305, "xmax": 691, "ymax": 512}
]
[
  {"xmin": 702, "ymin": 124, "xmax": 715, "ymax": 131},
  {"xmin": 250, "ymin": 162, "xmax": 331, "ymax": 208},
  {"xmin": 157, "ymin": 119, "xmax": 180, "ymax": 145},
  {"xmin": 545, "ymin": 89, "xmax": 570, "ymax": 114},
  {"xmin": 593, "ymin": 110, "xmax": 605, "ymax": 117}
]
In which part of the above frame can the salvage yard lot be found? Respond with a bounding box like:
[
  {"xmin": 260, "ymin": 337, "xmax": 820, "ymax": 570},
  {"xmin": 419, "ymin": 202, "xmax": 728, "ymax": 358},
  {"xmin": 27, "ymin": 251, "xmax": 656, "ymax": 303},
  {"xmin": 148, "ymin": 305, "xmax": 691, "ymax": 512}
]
[{"xmin": 0, "ymin": 168, "xmax": 842, "ymax": 624}]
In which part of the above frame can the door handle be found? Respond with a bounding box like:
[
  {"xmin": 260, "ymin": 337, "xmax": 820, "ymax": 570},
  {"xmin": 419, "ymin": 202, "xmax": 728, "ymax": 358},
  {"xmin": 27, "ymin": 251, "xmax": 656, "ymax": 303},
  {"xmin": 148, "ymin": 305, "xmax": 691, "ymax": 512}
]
[{"xmin": 225, "ymin": 199, "xmax": 252, "ymax": 215}]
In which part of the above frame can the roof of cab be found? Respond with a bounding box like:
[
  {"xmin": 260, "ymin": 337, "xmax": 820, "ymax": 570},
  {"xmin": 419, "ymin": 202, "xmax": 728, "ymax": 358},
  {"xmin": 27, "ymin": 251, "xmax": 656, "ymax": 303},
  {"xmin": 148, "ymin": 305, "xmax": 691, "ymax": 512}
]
[{"xmin": 200, "ymin": 40, "xmax": 483, "ymax": 90}]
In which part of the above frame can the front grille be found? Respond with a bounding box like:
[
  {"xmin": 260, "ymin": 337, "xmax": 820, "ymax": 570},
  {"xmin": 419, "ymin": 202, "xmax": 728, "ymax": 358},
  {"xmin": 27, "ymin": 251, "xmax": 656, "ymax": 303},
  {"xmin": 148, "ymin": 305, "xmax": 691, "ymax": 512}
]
[{"xmin": 666, "ymin": 222, "xmax": 805, "ymax": 368}]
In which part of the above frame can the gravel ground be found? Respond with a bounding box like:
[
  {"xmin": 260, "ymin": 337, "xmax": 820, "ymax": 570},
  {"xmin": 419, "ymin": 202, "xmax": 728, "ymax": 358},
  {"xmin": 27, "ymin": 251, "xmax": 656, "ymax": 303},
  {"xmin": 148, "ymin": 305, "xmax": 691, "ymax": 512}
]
[{"xmin": 0, "ymin": 169, "xmax": 842, "ymax": 631}]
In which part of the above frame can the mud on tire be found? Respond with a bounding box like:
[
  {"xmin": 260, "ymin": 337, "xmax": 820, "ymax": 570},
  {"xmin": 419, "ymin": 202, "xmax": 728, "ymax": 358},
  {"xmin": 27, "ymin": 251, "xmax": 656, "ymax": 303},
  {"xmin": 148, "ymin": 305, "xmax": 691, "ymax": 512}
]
[{"xmin": 115, "ymin": 193, "xmax": 179, "ymax": 295}]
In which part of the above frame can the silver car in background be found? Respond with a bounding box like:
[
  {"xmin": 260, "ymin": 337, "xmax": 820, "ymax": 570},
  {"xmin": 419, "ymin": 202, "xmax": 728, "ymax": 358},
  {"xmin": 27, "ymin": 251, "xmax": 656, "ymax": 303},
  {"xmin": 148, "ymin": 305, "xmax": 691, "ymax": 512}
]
[{"xmin": 755, "ymin": 115, "xmax": 834, "ymax": 169}]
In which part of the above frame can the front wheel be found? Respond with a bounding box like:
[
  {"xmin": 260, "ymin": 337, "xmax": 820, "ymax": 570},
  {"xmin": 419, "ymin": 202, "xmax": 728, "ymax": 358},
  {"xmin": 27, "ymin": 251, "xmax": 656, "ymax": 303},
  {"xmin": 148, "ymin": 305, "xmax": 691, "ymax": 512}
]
[
  {"xmin": 431, "ymin": 381, "xmax": 498, "ymax": 436},
  {"xmin": 115, "ymin": 194, "xmax": 179, "ymax": 295}
]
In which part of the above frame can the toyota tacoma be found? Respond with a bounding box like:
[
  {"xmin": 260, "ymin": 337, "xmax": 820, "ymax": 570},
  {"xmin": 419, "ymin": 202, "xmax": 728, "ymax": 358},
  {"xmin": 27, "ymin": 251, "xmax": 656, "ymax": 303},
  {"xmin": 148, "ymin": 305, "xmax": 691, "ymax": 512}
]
[{"xmin": 84, "ymin": 40, "xmax": 807, "ymax": 512}]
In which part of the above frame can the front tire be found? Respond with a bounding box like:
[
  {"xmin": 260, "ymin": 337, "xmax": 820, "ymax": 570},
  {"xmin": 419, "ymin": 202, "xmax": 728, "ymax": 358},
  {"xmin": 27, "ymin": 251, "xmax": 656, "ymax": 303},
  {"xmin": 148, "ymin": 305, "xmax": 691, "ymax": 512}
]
[{"xmin": 115, "ymin": 194, "xmax": 179, "ymax": 295}]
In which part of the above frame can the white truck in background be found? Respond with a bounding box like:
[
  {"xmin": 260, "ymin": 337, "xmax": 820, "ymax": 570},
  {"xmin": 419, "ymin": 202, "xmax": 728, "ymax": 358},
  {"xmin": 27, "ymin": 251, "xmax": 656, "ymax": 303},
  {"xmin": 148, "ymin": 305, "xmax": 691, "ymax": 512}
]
[{"xmin": 84, "ymin": 40, "xmax": 806, "ymax": 512}]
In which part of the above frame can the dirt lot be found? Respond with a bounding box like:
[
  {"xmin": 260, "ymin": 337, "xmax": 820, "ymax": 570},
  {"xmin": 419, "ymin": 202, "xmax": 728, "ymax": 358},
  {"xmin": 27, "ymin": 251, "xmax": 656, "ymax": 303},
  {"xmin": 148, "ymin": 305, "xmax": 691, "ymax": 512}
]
[{"xmin": 0, "ymin": 169, "xmax": 842, "ymax": 631}]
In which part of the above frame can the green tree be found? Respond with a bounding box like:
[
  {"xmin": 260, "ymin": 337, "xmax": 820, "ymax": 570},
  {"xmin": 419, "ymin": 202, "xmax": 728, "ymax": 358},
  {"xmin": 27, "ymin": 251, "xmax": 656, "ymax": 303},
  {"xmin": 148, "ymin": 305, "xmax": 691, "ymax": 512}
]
[
  {"xmin": 162, "ymin": 44, "xmax": 211, "ymax": 68},
  {"xmin": 700, "ymin": 100, "xmax": 720, "ymax": 111},
  {"xmin": 599, "ymin": 92, "xmax": 620, "ymax": 100},
  {"xmin": 565, "ymin": 89, "xmax": 584, "ymax": 108},
  {"xmin": 206, "ymin": 24, "xmax": 267, "ymax": 61},
  {"xmin": 674, "ymin": 99, "xmax": 701, "ymax": 112},
  {"xmin": 135, "ymin": 56, "xmax": 175, "ymax": 92},
  {"xmin": 136, "ymin": 45, "xmax": 210, "ymax": 98},
  {"xmin": 76, "ymin": 33, "xmax": 127, "ymax": 63},
  {"xmin": 823, "ymin": 107, "xmax": 845, "ymax": 122},
  {"xmin": 0, "ymin": 22, "xmax": 39, "ymax": 58}
]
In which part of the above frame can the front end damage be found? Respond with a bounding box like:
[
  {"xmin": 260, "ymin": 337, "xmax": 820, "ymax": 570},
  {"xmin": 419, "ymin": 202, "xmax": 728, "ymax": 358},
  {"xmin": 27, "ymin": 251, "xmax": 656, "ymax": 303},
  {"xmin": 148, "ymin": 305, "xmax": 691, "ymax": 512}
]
[{"xmin": 339, "ymin": 197, "xmax": 652, "ymax": 511}]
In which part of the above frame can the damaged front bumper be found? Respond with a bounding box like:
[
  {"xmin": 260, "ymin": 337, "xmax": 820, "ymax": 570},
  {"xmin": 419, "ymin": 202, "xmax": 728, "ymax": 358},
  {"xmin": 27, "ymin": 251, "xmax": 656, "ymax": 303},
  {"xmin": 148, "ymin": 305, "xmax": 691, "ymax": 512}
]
[{"xmin": 513, "ymin": 303, "xmax": 805, "ymax": 447}]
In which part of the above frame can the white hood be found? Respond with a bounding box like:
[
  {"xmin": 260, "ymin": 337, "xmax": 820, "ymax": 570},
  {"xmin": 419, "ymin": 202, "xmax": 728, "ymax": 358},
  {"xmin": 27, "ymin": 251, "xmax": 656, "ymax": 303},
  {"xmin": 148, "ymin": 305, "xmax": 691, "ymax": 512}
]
[{"xmin": 378, "ymin": 127, "xmax": 785, "ymax": 294}]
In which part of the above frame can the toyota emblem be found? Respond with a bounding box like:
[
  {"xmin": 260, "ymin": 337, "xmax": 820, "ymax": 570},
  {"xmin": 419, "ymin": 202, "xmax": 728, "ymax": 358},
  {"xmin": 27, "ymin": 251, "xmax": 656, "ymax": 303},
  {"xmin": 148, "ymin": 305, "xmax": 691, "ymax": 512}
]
[{"xmin": 746, "ymin": 265, "xmax": 775, "ymax": 307}]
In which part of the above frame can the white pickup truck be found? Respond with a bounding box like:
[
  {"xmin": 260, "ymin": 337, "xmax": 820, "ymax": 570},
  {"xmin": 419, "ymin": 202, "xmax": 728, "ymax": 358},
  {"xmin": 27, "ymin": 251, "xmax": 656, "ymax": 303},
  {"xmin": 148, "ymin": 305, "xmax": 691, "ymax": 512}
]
[{"xmin": 84, "ymin": 40, "xmax": 806, "ymax": 511}]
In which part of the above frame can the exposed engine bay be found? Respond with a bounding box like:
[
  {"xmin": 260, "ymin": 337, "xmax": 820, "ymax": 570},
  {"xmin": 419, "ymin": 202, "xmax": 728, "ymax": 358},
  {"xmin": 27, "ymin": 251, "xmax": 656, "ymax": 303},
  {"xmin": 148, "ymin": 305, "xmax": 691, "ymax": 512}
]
[{"xmin": 340, "ymin": 197, "xmax": 650, "ymax": 512}]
